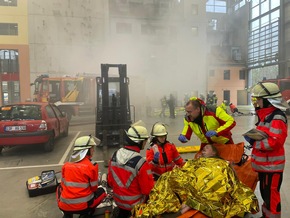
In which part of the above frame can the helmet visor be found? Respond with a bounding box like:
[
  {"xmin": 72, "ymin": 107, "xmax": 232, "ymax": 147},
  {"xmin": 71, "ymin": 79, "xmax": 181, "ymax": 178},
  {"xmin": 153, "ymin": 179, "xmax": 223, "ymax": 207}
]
[{"xmin": 267, "ymin": 98, "xmax": 289, "ymax": 111}]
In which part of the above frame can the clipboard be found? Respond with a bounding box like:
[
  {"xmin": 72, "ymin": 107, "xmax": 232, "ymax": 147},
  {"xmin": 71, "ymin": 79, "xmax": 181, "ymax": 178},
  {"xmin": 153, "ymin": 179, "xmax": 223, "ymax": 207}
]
[{"xmin": 243, "ymin": 128, "xmax": 268, "ymax": 141}]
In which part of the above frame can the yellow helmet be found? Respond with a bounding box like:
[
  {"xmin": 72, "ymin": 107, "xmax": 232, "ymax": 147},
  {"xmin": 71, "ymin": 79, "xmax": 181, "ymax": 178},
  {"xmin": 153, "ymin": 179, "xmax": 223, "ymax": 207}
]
[
  {"xmin": 251, "ymin": 82, "xmax": 282, "ymax": 99},
  {"xmin": 73, "ymin": 135, "xmax": 100, "ymax": 151},
  {"xmin": 189, "ymin": 96, "xmax": 206, "ymax": 106},
  {"xmin": 151, "ymin": 122, "xmax": 168, "ymax": 136},
  {"xmin": 70, "ymin": 135, "xmax": 101, "ymax": 162}
]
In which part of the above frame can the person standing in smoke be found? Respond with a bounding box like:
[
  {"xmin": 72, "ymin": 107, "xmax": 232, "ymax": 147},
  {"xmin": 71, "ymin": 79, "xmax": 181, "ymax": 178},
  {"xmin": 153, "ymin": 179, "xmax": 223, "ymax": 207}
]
[
  {"xmin": 199, "ymin": 93, "xmax": 205, "ymax": 102},
  {"xmin": 167, "ymin": 94, "xmax": 175, "ymax": 119},
  {"xmin": 206, "ymin": 91, "xmax": 217, "ymax": 112},
  {"xmin": 159, "ymin": 96, "xmax": 167, "ymax": 118},
  {"xmin": 184, "ymin": 93, "xmax": 190, "ymax": 105},
  {"xmin": 219, "ymin": 100, "xmax": 228, "ymax": 113}
]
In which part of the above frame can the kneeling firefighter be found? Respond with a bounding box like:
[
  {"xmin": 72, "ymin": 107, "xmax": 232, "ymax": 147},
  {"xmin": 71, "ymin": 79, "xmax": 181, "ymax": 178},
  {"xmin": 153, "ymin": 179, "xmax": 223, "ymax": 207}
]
[
  {"xmin": 57, "ymin": 135, "xmax": 107, "ymax": 218},
  {"xmin": 107, "ymin": 121, "xmax": 155, "ymax": 218}
]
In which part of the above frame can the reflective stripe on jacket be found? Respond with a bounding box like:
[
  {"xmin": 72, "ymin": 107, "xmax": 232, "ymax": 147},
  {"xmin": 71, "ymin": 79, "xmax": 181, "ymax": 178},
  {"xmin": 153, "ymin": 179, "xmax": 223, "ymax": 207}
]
[
  {"xmin": 57, "ymin": 157, "xmax": 99, "ymax": 211},
  {"xmin": 107, "ymin": 146, "xmax": 154, "ymax": 210},
  {"xmin": 146, "ymin": 142, "xmax": 184, "ymax": 177},
  {"xmin": 181, "ymin": 106, "xmax": 236, "ymax": 147},
  {"xmin": 252, "ymin": 106, "xmax": 287, "ymax": 172}
]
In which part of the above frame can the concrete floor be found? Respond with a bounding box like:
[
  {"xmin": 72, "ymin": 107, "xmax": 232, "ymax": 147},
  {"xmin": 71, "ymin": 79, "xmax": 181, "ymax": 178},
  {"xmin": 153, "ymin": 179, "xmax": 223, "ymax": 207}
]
[{"xmin": 0, "ymin": 107, "xmax": 289, "ymax": 218}]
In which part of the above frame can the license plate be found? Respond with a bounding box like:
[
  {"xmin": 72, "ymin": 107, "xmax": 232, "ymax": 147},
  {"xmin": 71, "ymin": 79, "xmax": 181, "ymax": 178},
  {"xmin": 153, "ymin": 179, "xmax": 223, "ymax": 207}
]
[{"xmin": 5, "ymin": 125, "xmax": 27, "ymax": 131}]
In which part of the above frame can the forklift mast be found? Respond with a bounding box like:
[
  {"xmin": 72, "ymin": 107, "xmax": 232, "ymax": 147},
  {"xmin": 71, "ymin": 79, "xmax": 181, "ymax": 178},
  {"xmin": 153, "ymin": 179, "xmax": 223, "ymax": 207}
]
[{"xmin": 95, "ymin": 64, "xmax": 132, "ymax": 146}]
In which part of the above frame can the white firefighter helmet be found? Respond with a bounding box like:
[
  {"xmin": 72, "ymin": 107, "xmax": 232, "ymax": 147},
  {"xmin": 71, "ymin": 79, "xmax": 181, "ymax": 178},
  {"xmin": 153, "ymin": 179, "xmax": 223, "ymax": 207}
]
[
  {"xmin": 70, "ymin": 135, "xmax": 101, "ymax": 162},
  {"xmin": 151, "ymin": 122, "xmax": 168, "ymax": 137},
  {"xmin": 251, "ymin": 82, "xmax": 282, "ymax": 99},
  {"xmin": 126, "ymin": 120, "xmax": 149, "ymax": 143}
]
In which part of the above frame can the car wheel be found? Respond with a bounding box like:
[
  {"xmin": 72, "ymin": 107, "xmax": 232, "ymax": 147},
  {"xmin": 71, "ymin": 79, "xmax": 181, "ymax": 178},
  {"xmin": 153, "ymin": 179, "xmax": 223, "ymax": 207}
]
[
  {"xmin": 63, "ymin": 126, "xmax": 69, "ymax": 137},
  {"xmin": 0, "ymin": 146, "xmax": 3, "ymax": 154},
  {"xmin": 43, "ymin": 135, "xmax": 55, "ymax": 152}
]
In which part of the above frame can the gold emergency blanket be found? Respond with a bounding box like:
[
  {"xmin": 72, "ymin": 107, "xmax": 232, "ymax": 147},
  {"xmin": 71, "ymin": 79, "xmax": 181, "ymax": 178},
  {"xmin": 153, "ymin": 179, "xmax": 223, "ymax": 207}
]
[{"xmin": 132, "ymin": 157, "xmax": 259, "ymax": 218}]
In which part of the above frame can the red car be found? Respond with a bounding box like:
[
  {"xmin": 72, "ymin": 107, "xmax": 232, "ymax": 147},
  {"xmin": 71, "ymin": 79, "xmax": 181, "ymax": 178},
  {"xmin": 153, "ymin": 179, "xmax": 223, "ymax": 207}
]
[{"xmin": 0, "ymin": 102, "xmax": 69, "ymax": 153}]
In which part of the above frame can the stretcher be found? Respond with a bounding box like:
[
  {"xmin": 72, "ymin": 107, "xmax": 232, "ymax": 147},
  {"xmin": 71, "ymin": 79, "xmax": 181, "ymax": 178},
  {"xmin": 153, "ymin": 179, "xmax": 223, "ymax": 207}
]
[
  {"xmin": 134, "ymin": 142, "xmax": 259, "ymax": 218},
  {"xmin": 176, "ymin": 145, "xmax": 200, "ymax": 153}
]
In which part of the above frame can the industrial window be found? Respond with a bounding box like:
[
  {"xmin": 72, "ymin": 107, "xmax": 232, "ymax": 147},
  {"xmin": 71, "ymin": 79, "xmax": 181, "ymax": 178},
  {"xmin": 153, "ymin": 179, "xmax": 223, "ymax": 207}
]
[
  {"xmin": 239, "ymin": 70, "xmax": 246, "ymax": 80},
  {"xmin": 248, "ymin": 0, "xmax": 280, "ymax": 68},
  {"xmin": 209, "ymin": 19, "xmax": 217, "ymax": 30},
  {"xmin": 0, "ymin": 23, "xmax": 18, "ymax": 35},
  {"xmin": 0, "ymin": 49, "xmax": 19, "ymax": 73},
  {"xmin": 206, "ymin": 0, "xmax": 227, "ymax": 13},
  {"xmin": 116, "ymin": 22, "xmax": 132, "ymax": 34},
  {"xmin": 231, "ymin": 47, "xmax": 241, "ymax": 61},
  {"xmin": 224, "ymin": 70, "xmax": 230, "ymax": 80},
  {"xmin": 0, "ymin": 0, "xmax": 17, "ymax": 6},
  {"xmin": 191, "ymin": 26, "xmax": 198, "ymax": 36},
  {"xmin": 233, "ymin": 0, "xmax": 246, "ymax": 11},
  {"xmin": 141, "ymin": 24, "xmax": 165, "ymax": 35},
  {"xmin": 141, "ymin": 24, "xmax": 153, "ymax": 35},
  {"xmin": 192, "ymin": 4, "xmax": 198, "ymax": 15}
]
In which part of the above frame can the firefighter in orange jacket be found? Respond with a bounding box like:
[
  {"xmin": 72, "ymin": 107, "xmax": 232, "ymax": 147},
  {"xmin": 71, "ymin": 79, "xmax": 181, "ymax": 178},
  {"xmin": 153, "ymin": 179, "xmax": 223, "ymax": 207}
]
[
  {"xmin": 229, "ymin": 102, "xmax": 243, "ymax": 115},
  {"xmin": 57, "ymin": 135, "xmax": 107, "ymax": 218},
  {"xmin": 146, "ymin": 122, "xmax": 184, "ymax": 181},
  {"xmin": 245, "ymin": 82, "xmax": 288, "ymax": 218},
  {"xmin": 178, "ymin": 97, "xmax": 236, "ymax": 151},
  {"xmin": 107, "ymin": 121, "xmax": 154, "ymax": 218}
]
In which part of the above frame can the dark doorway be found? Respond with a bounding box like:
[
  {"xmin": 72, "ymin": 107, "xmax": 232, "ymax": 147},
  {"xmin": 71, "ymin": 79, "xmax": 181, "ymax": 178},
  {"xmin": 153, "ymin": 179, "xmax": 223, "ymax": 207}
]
[{"xmin": 223, "ymin": 90, "xmax": 230, "ymax": 103}]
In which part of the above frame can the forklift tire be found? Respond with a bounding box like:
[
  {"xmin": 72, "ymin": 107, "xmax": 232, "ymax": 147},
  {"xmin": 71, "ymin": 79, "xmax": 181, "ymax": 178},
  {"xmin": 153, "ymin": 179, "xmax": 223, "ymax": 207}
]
[{"xmin": 43, "ymin": 136, "xmax": 55, "ymax": 152}]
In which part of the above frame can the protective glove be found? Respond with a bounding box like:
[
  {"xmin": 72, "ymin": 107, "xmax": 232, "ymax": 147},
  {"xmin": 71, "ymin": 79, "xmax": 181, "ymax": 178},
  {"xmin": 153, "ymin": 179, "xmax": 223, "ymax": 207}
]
[
  {"xmin": 178, "ymin": 134, "xmax": 188, "ymax": 143},
  {"xmin": 205, "ymin": 130, "xmax": 217, "ymax": 137},
  {"xmin": 153, "ymin": 152, "xmax": 160, "ymax": 163},
  {"xmin": 244, "ymin": 135, "xmax": 254, "ymax": 145}
]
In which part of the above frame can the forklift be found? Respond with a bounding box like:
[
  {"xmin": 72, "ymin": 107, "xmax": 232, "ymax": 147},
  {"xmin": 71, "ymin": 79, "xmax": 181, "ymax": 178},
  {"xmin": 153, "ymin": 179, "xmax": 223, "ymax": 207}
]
[{"xmin": 95, "ymin": 64, "xmax": 132, "ymax": 147}]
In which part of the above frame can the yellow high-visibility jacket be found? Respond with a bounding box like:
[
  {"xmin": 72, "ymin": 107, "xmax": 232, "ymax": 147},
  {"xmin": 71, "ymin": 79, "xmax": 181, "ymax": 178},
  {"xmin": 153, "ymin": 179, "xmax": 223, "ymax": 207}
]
[{"xmin": 181, "ymin": 106, "xmax": 236, "ymax": 149}]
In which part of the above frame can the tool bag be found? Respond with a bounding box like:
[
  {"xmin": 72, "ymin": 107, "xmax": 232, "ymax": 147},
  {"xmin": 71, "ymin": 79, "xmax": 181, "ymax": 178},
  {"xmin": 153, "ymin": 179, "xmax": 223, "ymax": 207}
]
[{"xmin": 26, "ymin": 170, "xmax": 61, "ymax": 197}]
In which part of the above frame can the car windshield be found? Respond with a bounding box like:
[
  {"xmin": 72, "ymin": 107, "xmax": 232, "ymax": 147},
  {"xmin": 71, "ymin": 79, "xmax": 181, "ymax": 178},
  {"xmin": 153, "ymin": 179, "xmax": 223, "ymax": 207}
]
[{"xmin": 0, "ymin": 105, "xmax": 42, "ymax": 121}]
